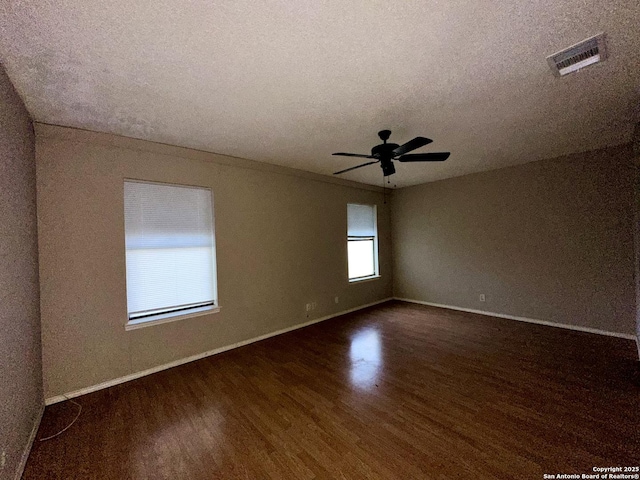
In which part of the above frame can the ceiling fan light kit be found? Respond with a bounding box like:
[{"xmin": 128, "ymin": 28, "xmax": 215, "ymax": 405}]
[{"xmin": 332, "ymin": 130, "xmax": 450, "ymax": 178}]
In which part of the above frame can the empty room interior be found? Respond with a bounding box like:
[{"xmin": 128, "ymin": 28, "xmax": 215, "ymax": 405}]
[{"xmin": 1, "ymin": 1, "xmax": 640, "ymax": 479}]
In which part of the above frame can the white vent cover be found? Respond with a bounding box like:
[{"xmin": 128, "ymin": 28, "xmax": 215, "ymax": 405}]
[{"xmin": 547, "ymin": 33, "xmax": 607, "ymax": 77}]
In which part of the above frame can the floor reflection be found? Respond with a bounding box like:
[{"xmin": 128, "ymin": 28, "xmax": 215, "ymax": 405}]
[{"xmin": 349, "ymin": 328, "xmax": 382, "ymax": 389}]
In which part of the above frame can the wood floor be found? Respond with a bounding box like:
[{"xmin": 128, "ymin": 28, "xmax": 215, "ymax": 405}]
[{"xmin": 25, "ymin": 301, "xmax": 639, "ymax": 479}]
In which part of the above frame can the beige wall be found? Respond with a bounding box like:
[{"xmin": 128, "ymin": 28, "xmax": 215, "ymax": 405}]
[
  {"xmin": 36, "ymin": 125, "xmax": 392, "ymax": 399},
  {"xmin": 0, "ymin": 67, "xmax": 42, "ymax": 477},
  {"xmin": 392, "ymin": 144, "xmax": 636, "ymax": 336}
]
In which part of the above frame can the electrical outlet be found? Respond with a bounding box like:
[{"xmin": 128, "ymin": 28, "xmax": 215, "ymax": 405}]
[
  {"xmin": 311, "ymin": 302, "xmax": 317, "ymax": 310},
  {"xmin": 1, "ymin": 451, "xmax": 6, "ymax": 470},
  {"xmin": 305, "ymin": 303, "xmax": 311, "ymax": 312},
  {"xmin": 479, "ymin": 294, "xmax": 486, "ymax": 302},
  {"xmin": 334, "ymin": 296, "xmax": 339, "ymax": 304}
]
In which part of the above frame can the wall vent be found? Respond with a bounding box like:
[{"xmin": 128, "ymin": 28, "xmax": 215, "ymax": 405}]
[{"xmin": 547, "ymin": 33, "xmax": 607, "ymax": 77}]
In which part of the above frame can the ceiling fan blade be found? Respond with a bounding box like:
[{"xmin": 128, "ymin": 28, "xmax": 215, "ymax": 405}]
[
  {"xmin": 333, "ymin": 161, "xmax": 379, "ymax": 175},
  {"xmin": 398, "ymin": 152, "xmax": 450, "ymax": 162},
  {"xmin": 392, "ymin": 137, "xmax": 433, "ymax": 156},
  {"xmin": 332, "ymin": 152, "xmax": 374, "ymax": 158}
]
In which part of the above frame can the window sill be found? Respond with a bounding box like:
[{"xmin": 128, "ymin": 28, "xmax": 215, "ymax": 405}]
[
  {"xmin": 125, "ymin": 305, "xmax": 221, "ymax": 331},
  {"xmin": 349, "ymin": 275, "xmax": 381, "ymax": 284}
]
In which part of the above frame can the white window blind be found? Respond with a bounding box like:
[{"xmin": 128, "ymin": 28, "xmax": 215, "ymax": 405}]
[
  {"xmin": 124, "ymin": 181, "xmax": 217, "ymax": 322},
  {"xmin": 347, "ymin": 204, "xmax": 376, "ymax": 237},
  {"xmin": 347, "ymin": 204, "xmax": 378, "ymax": 280}
]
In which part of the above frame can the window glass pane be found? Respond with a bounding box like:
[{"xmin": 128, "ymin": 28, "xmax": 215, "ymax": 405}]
[{"xmin": 348, "ymin": 239, "xmax": 375, "ymax": 279}]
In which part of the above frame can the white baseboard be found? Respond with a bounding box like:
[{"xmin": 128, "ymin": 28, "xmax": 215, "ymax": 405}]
[
  {"xmin": 45, "ymin": 297, "xmax": 393, "ymax": 405},
  {"xmin": 395, "ymin": 297, "xmax": 637, "ymax": 341},
  {"xmin": 15, "ymin": 402, "xmax": 44, "ymax": 480}
]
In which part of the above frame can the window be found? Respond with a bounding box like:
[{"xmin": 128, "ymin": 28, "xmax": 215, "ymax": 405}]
[
  {"xmin": 347, "ymin": 203, "xmax": 379, "ymax": 281},
  {"xmin": 124, "ymin": 180, "xmax": 218, "ymax": 329}
]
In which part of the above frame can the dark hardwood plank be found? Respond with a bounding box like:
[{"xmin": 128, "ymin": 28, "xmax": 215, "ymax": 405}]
[{"xmin": 24, "ymin": 301, "xmax": 640, "ymax": 479}]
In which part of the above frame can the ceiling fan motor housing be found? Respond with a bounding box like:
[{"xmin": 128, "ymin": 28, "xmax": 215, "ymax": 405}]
[
  {"xmin": 371, "ymin": 143, "xmax": 399, "ymax": 157},
  {"xmin": 372, "ymin": 143, "xmax": 399, "ymax": 177}
]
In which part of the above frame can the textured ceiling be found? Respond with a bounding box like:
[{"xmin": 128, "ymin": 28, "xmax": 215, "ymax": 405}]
[{"xmin": 1, "ymin": 0, "xmax": 639, "ymax": 187}]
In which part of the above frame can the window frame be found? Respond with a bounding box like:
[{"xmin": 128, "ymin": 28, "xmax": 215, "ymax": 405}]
[
  {"xmin": 123, "ymin": 179, "xmax": 220, "ymax": 331},
  {"xmin": 347, "ymin": 203, "xmax": 380, "ymax": 283}
]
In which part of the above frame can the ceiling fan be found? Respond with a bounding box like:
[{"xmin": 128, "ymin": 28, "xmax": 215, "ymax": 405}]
[{"xmin": 332, "ymin": 130, "xmax": 450, "ymax": 177}]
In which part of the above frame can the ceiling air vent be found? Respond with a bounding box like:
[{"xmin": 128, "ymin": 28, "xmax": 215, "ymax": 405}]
[{"xmin": 547, "ymin": 33, "xmax": 607, "ymax": 77}]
